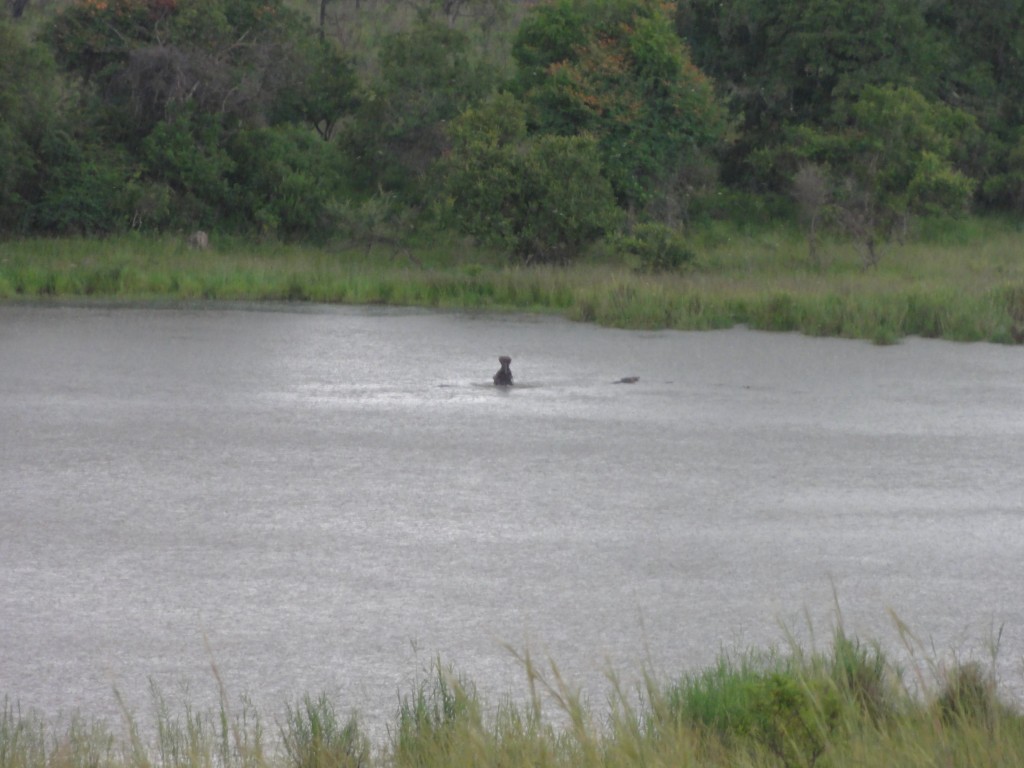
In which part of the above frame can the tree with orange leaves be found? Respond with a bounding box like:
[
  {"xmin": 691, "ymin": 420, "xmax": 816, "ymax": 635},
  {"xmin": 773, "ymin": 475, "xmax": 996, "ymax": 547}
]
[{"xmin": 513, "ymin": 0, "xmax": 725, "ymax": 218}]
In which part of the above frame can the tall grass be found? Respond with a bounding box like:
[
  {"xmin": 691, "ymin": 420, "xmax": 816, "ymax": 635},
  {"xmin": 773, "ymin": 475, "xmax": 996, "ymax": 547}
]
[
  {"xmin": 2, "ymin": 623, "xmax": 1022, "ymax": 768},
  {"xmin": 2, "ymin": 218, "xmax": 1024, "ymax": 344}
]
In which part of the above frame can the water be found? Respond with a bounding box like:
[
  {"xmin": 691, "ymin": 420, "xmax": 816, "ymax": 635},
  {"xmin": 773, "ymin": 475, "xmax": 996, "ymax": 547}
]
[{"xmin": 2, "ymin": 302, "xmax": 1023, "ymax": 728}]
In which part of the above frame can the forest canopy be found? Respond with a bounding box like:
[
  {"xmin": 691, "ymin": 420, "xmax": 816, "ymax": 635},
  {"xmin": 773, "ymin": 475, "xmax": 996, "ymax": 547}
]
[{"xmin": 2, "ymin": 0, "xmax": 1023, "ymax": 260}]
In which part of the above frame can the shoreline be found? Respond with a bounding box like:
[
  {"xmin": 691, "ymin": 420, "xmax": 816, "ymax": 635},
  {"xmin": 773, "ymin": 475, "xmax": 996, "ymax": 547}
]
[
  {"xmin": 2, "ymin": 629, "xmax": 1022, "ymax": 768},
  {"xmin": 3, "ymin": 222, "xmax": 1024, "ymax": 345}
]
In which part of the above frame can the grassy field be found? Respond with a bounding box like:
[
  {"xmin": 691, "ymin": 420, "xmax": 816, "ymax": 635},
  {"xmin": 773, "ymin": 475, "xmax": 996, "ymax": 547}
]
[
  {"xmin": 2, "ymin": 218, "xmax": 1024, "ymax": 344},
  {"xmin": 2, "ymin": 625, "xmax": 1022, "ymax": 768}
]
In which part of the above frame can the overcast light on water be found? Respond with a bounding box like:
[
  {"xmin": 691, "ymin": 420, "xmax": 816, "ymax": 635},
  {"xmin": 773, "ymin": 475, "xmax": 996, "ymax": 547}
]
[{"xmin": 1, "ymin": 302, "xmax": 1023, "ymax": 729}]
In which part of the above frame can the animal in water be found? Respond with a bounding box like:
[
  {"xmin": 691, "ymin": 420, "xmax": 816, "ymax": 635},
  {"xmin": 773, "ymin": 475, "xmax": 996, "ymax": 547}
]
[
  {"xmin": 493, "ymin": 355, "xmax": 513, "ymax": 386},
  {"xmin": 614, "ymin": 376, "xmax": 639, "ymax": 384}
]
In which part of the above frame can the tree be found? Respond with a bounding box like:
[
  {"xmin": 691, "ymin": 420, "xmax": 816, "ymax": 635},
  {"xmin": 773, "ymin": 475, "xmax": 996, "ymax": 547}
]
[
  {"xmin": 793, "ymin": 84, "xmax": 976, "ymax": 266},
  {"xmin": 0, "ymin": 15, "xmax": 151, "ymax": 235},
  {"xmin": 0, "ymin": 19, "xmax": 57, "ymax": 230},
  {"xmin": 140, "ymin": 108, "xmax": 235, "ymax": 227},
  {"xmin": 267, "ymin": 37, "xmax": 359, "ymax": 140},
  {"xmin": 923, "ymin": 0, "xmax": 1024, "ymax": 212},
  {"xmin": 513, "ymin": 0, "xmax": 724, "ymax": 218},
  {"xmin": 30, "ymin": 131, "xmax": 136, "ymax": 234},
  {"xmin": 440, "ymin": 92, "xmax": 620, "ymax": 262},
  {"xmin": 45, "ymin": 0, "xmax": 341, "ymax": 141},
  {"xmin": 225, "ymin": 124, "xmax": 348, "ymax": 237},
  {"xmin": 676, "ymin": 0, "xmax": 943, "ymax": 191},
  {"xmin": 342, "ymin": 17, "xmax": 499, "ymax": 198},
  {"xmin": 40, "ymin": 0, "xmax": 357, "ymax": 234}
]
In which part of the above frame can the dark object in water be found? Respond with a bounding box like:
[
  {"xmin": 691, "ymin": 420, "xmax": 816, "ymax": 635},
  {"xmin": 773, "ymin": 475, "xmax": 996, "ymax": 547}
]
[
  {"xmin": 615, "ymin": 376, "xmax": 639, "ymax": 384},
  {"xmin": 494, "ymin": 356, "xmax": 513, "ymax": 386}
]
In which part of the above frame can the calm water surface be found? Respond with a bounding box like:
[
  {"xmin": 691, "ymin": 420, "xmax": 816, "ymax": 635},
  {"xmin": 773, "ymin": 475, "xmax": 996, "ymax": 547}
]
[{"xmin": 1, "ymin": 303, "xmax": 1023, "ymax": 727}]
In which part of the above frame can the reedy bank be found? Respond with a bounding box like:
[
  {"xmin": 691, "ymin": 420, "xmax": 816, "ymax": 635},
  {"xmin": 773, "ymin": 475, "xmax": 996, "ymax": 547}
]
[
  {"xmin": 2, "ymin": 624, "xmax": 1022, "ymax": 768},
  {"xmin": 2, "ymin": 218, "xmax": 1023, "ymax": 345}
]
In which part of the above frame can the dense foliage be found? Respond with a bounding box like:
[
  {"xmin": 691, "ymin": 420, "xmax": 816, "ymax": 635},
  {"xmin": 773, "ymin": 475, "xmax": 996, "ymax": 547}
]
[
  {"xmin": 440, "ymin": 92, "xmax": 620, "ymax": 262},
  {"xmin": 2, "ymin": 0, "xmax": 1024, "ymax": 259},
  {"xmin": 512, "ymin": 0, "xmax": 724, "ymax": 218}
]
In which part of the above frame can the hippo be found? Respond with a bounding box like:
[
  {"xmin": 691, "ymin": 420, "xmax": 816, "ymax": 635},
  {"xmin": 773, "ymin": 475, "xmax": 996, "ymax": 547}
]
[{"xmin": 493, "ymin": 355, "xmax": 513, "ymax": 386}]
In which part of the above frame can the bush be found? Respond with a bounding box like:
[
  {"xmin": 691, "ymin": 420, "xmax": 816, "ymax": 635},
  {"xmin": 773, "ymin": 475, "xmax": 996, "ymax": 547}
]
[
  {"xmin": 225, "ymin": 126, "xmax": 347, "ymax": 238},
  {"xmin": 441, "ymin": 93, "xmax": 620, "ymax": 263},
  {"xmin": 31, "ymin": 132, "xmax": 135, "ymax": 234},
  {"xmin": 663, "ymin": 633, "xmax": 897, "ymax": 768},
  {"xmin": 141, "ymin": 110, "xmax": 234, "ymax": 228},
  {"xmin": 614, "ymin": 222, "xmax": 695, "ymax": 272}
]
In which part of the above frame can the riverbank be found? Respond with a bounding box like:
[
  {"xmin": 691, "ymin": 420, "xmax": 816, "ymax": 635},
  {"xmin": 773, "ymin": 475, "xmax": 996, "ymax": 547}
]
[
  {"xmin": 2, "ymin": 218, "xmax": 1023, "ymax": 344},
  {"xmin": 3, "ymin": 627, "xmax": 1022, "ymax": 768}
]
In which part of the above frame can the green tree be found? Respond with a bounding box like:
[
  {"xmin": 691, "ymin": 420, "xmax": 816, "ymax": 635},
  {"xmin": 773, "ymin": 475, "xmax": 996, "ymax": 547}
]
[
  {"xmin": 225, "ymin": 124, "xmax": 347, "ymax": 238},
  {"xmin": 793, "ymin": 84, "xmax": 976, "ymax": 266},
  {"xmin": 923, "ymin": 0, "xmax": 1024, "ymax": 211},
  {"xmin": 40, "ymin": 0, "xmax": 356, "ymax": 235},
  {"xmin": 0, "ymin": 19, "xmax": 57, "ymax": 230},
  {"xmin": 677, "ymin": 0, "xmax": 943, "ymax": 190},
  {"xmin": 140, "ymin": 108, "xmax": 235, "ymax": 227},
  {"xmin": 982, "ymin": 130, "xmax": 1024, "ymax": 213},
  {"xmin": 0, "ymin": 17, "xmax": 133, "ymax": 235},
  {"xmin": 440, "ymin": 92, "xmax": 620, "ymax": 262},
  {"xmin": 31, "ymin": 131, "xmax": 135, "ymax": 234},
  {"xmin": 45, "ymin": 0, "xmax": 331, "ymax": 141},
  {"xmin": 267, "ymin": 37, "xmax": 358, "ymax": 140},
  {"xmin": 343, "ymin": 17, "xmax": 498, "ymax": 199},
  {"xmin": 514, "ymin": 0, "xmax": 724, "ymax": 217}
]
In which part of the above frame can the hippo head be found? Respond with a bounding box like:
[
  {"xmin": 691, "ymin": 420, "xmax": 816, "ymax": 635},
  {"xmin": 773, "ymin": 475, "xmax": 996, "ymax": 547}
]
[{"xmin": 494, "ymin": 356, "xmax": 513, "ymax": 386}]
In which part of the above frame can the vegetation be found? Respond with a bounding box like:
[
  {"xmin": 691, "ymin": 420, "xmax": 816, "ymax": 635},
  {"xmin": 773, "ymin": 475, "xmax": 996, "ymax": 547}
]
[
  {"xmin": 3, "ymin": 0, "xmax": 1024, "ymax": 249},
  {"xmin": 3, "ymin": 216, "xmax": 1024, "ymax": 345},
  {"xmin": 2, "ymin": 624, "xmax": 1023, "ymax": 768},
  {"xmin": 3, "ymin": 0, "xmax": 1024, "ymax": 342}
]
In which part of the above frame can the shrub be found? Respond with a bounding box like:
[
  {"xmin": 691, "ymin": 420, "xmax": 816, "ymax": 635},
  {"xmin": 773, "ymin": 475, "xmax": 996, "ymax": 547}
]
[
  {"xmin": 225, "ymin": 126, "xmax": 347, "ymax": 239},
  {"xmin": 441, "ymin": 93, "xmax": 620, "ymax": 263},
  {"xmin": 666, "ymin": 647, "xmax": 854, "ymax": 768},
  {"xmin": 31, "ymin": 132, "xmax": 135, "ymax": 234},
  {"xmin": 141, "ymin": 110, "xmax": 234, "ymax": 228},
  {"xmin": 615, "ymin": 222, "xmax": 696, "ymax": 272}
]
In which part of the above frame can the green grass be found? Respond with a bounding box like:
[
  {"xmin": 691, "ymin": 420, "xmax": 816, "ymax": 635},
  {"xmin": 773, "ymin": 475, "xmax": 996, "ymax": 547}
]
[
  {"xmin": 2, "ymin": 625, "xmax": 1022, "ymax": 768},
  {"xmin": 2, "ymin": 218, "xmax": 1024, "ymax": 344}
]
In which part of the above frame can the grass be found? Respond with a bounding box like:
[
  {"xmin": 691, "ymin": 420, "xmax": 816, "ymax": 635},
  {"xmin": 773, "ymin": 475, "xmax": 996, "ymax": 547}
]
[
  {"xmin": 2, "ymin": 217, "xmax": 1024, "ymax": 344},
  {"xmin": 2, "ymin": 623, "xmax": 1022, "ymax": 768}
]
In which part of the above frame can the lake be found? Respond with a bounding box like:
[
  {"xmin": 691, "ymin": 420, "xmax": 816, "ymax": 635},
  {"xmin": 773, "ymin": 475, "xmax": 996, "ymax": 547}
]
[{"xmin": 1, "ymin": 302, "xmax": 1022, "ymax": 729}]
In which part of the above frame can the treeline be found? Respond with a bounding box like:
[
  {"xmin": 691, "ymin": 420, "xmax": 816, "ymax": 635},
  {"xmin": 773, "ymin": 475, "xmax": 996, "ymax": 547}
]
[{"xmin": 2, "ymin": 0, "xmax": 1023, "ymax": 263}]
